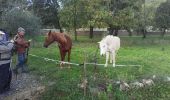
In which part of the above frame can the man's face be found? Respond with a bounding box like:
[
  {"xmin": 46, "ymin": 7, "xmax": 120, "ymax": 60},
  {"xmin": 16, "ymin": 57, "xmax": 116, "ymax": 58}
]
[{"xmin": 18, "ymin": 32, "xmax": 25, "ymax": 36}]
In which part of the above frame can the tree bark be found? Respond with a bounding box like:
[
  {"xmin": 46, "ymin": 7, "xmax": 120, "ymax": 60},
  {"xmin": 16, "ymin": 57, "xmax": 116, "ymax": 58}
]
[
  {"xmin": 57, "ymin": 18, "xmax": 63, "ymax": 33},
  {"xmin": 126, "ymin": 28, "xmax": 132, "ymax": 36},
  {"xmin": 161, "ymin": 28, "xmax": 166, "ymax": 38},
  {"xmin": 142, "ymin": 28, "xmax": 146, "ymax": 39},
  {"xmin": 114, "ymin": 29, "xmax": 118, "ymax": 36},
  {"xmin": 108, "ymin": 26, "xmax": 114, "ymax": 35},
  {"xmin": 74, "ymin": 0, "xmax": 77, "ymax": 41},
  {"xmin": 89, "ymin": 26, "xmax": 94, "ymax": 39}
]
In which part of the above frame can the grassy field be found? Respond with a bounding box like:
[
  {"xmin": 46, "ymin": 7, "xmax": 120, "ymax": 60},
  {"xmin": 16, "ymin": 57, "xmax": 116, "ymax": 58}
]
[{"xmin": 20, "ymin": 35, "xmax": 170, "ymax": 100}]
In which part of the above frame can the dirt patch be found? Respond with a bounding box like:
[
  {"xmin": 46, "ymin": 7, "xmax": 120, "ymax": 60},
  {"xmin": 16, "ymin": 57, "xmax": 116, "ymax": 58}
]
[{"xmin": 0, "ymin": 73, "xmax": 45, "ymax": 100}]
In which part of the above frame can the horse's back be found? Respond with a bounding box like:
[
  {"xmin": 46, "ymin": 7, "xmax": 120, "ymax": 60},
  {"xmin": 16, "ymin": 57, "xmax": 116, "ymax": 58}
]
[
  {"xmin": 106, "ymin": 35, "xmax": 120, "ymax": 51},
  {"xmin": 64, "ymin": 34, "xmax": 72, "ymax": 50},
  {"xmin": 113, "ymin": 36, "xmax": 120, "ymax": 50}
]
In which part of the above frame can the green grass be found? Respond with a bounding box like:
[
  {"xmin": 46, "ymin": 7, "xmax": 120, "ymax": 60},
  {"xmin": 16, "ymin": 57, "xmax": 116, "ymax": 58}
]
[{"xmin": 20, "ymin": 35, "xmax": 170, "ymax": 99}]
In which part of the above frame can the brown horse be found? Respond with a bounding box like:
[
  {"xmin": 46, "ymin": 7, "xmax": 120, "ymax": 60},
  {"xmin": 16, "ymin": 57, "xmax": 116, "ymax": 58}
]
[{"xmin": 43, "ymin": 30, "xmax": 72, "ymax": 67}]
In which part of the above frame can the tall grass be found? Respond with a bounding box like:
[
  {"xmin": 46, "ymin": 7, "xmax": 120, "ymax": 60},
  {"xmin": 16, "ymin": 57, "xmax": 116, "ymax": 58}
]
[{"xmin": 20, "ymin": 35, "xmax": 170, "ymax": 99}]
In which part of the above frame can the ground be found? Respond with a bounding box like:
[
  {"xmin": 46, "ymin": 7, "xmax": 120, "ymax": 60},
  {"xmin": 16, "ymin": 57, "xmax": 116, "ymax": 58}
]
[{"xmin": 0, "ymin": 72, "xmax": 45, "ymax": 100}]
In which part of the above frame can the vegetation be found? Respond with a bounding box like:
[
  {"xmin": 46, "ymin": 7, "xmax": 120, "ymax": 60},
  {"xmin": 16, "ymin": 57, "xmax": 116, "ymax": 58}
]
[
  {"xmin": 0, "ymin": 0, "xmax": 169, "ymax": 39},
  {"xmin": 1, "ymin": 0, "xmax": 170, "ymax": 99},
  {"xmin": 33, "ymin": 0, "xmax": 62, "ymax": 32},
  {"xmin": 155, "ymin": 0, "xmax": 170, "ymax": 37},
  {"xmin": 0, "ymin": 0, "xmax": 41, "ymax": 35},
  {"xmin": 1, "ymin": 9, "xmax": 41, "ymax": 36},
  {"xmin": 20, "ymin": 35, "xmax": 170, "ymax": 100}
]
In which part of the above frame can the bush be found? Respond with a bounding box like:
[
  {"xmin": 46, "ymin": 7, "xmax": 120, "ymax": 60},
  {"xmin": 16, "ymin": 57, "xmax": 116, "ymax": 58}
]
[{"xmin": 0, "ymin": 9, "xmax": 42, "ymax": 36}]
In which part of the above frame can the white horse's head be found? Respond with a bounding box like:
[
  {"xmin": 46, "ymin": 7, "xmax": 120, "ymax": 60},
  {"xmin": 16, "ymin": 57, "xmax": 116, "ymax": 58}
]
[{"xmin": 98, "ymin": 41, "xmax": 107, "ymax": 56}]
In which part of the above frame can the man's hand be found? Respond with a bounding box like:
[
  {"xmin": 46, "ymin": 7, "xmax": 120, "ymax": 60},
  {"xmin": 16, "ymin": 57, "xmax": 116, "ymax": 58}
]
[{"xmin": 10, "ymin": 40, "xmax": 14, "ymax": 43}]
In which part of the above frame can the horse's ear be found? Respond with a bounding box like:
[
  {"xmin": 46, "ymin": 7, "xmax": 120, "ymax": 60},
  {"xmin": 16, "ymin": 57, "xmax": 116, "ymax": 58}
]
[
  {"xmin": 48, "ymin": 30, "xmax": 51, "ymax": 36},
  {"xmin": 97, "ymin": 42, "xmax": 101, "ymax": 44}
]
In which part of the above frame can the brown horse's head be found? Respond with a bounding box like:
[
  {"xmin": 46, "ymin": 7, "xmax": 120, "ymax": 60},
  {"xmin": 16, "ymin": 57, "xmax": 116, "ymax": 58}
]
[{"xmin": 43, "ymin": 30, "xmax": 55, "ymax": 48}]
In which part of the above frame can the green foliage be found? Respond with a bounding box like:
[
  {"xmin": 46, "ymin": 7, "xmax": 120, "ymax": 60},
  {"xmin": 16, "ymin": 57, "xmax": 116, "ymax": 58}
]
[
  {"xmin": 33, "ymin": 0, "xmax": 60, "ymax": 28},
  {"xmin": 155, "ymin": 0, "xmax": 170, "ymax": 29},
  {"xmin": 0, "ymin": 9, "xmax": 41, "ymax": 35},
  {"xmin": 108, "ymin": 0, "xmax": 143, "ymax": 29}
]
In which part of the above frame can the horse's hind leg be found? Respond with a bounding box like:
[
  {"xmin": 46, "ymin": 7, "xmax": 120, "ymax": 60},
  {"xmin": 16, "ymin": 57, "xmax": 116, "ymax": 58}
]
[
  {"xmin": 59, "ymin": 48, "xmax": 65, "ymax": 68},
  {"xmin": 105, "ymin": 52, "xmax": 109, "ymax": 67},
  {"xmin": 68, "ymin": 49, "xmax": 71, "ymax": 62},
  {"xmin": 67, "ymin": 49, "xmax": 71, "ymax": 68}
]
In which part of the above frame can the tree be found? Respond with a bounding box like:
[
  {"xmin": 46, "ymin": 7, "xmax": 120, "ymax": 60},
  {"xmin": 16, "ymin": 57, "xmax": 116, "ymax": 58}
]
[
  {"xmin": 0, "ymin": 9, "xmax": 41, "ymax": 36},
  {"xmin": 78, "ymin": 0, "xmax": 108, "ymax": 39},
  {"xmin": 59, "ymin": 0, "xmax": 79, "ymax": 40},
  {"xmin": 0, "ymin": 0, "xmax": 41, "ymax": 36},
  {"xmin": 33, "ymin": 0, "xmax": 62, "ymax": 32},
  {"xmin": 155, "ymin": 0, "xmax": 170, "ymax": 37},
  {"xmin": 60, "ymin": 0, "xmax": 109, "ymax": 39},
  {"xmin": 107, "ymin": 0, "xmax": 145, "ymax": 36}
]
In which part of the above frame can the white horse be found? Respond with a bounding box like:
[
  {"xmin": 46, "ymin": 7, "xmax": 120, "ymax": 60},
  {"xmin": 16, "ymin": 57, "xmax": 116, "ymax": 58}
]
[{"xmin": 98, "ymin": 35, "xmax": 120, "ymax": 67}]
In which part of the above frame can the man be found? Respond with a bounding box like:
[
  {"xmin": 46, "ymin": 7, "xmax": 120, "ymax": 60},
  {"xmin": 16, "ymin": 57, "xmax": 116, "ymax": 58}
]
[
  {"xmin": 0, "ymin": 31, "xmax": 13, "ymax": 93},
  {"xmin": 13, "ymin": 27, "xmax": 31, "ymax": 73},
  {"xmin": 0, "ymin": 29, "xmax": 9, "ymax": 41}
]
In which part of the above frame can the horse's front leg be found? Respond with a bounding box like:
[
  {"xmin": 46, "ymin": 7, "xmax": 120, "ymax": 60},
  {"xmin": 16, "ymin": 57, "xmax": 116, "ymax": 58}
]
[
  {"xmin": 110, "ymin": 52, "xmax": 113, "ymax": 63},
  {"xmin": 59, "ymin": 48, "xmax": 65, "ymax": 68},
  {"xmin": 105, "ymin": 52, "xmax": 109, "ymax": 67},
  {"xmin": 112, "ymin": 51, "xmax": 116, "ymax": 67}
]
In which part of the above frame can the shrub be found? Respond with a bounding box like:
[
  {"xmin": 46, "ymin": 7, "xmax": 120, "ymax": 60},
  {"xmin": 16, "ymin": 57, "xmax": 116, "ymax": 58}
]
[{"xmin": 0, "ymin": 9, "xmax": 42, "ymax": 36}]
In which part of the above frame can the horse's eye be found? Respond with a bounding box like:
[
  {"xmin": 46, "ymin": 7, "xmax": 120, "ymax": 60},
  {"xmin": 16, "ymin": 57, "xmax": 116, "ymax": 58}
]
[{"xmin": 103, "ymin": 46, "xmax": 105, "ymax": 48}]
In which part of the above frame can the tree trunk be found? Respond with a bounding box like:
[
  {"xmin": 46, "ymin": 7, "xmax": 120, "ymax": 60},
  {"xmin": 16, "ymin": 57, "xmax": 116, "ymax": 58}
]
[
  {"xmin": 108, "ymin": 26, "xmax": 114, "ymax": 35},
  {"xmin": 55, "ymin": 19, "xmax": 63, "ymax": 33},
  {"xmin": 161, "ymin": 28, "xmax": 166, "ymax": 38},
  {"xmin": 114, "ymin": 29, "xmax": 118, "ymax": 36},
  {"xmin": 74, "ymin": 0, "xmax": 77, "ymax": 41},
  {"xmin": 89, "ymin": 26, "xmax": 94, "ymax": 39},
  {"xmin": 58, "ymin": 20, "xmax": 63, "ymax": 33},
  {"xmin": 142, "ymin": 29, "xmax": 146, "ymax": 39},
  {"xmin": 74, "ymin": 24, "xmax": 77, "ymax": 41},
  {"xmin": 126, "ymin": 29, "xmax": 132, "ymax": 36}
]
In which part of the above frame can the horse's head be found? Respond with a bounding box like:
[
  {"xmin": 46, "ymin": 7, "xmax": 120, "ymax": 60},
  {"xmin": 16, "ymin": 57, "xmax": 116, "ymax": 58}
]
[
  {"xmin": 43, "ymin": 30, "xmax": 55, "ymax": 48},
  {"xmin": 98, "ymin": 41, "xmax": 107, "ymax": 56}
]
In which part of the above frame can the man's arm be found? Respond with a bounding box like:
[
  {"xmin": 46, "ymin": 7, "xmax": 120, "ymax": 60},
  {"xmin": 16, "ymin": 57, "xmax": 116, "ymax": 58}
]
[
  {"xmin": 0, "ymin": 42, "xmax": 14, "ymax": 53},
  {"xmin": 15, "ymin": 40, "xmax": 30, "ymax": 48}
]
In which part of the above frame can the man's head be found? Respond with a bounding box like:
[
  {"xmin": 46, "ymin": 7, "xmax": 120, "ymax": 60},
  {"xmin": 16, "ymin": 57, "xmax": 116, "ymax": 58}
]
[
  {"xmin": 18, "ymin": 27, "xmax": 25, "ymax": 36},
  {"xmin": 0, "ymin": 31, "xmax": 5, "ymax": 41}
]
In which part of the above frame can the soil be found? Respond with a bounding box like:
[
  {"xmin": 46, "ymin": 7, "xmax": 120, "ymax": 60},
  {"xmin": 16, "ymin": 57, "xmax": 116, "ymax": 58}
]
[{"xmin": 0, "ymin": 72, "xmax": 45, "ymax": 100}]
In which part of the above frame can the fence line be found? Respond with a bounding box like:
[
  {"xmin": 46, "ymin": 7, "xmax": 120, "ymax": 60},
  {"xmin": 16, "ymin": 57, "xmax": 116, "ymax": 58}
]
[
  {"xmin": 29, "ymin": 54, "xmax": 80, "ymax": 66},
  {"xmin": 29, "ymin": 54, "xmax": 142, "ymax": 67}
]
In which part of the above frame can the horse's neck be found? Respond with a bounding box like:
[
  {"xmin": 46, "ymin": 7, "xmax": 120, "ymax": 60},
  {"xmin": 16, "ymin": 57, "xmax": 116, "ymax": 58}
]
[{"xmin": 53, "ymin": 33, "xmax": 67, "ymax": 46}]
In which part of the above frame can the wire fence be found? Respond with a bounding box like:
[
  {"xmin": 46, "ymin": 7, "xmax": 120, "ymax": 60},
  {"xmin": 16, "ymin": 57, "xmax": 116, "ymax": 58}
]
[{"xmin": 28, "ymin": 53, "xmax": 142, "ymax": 67}]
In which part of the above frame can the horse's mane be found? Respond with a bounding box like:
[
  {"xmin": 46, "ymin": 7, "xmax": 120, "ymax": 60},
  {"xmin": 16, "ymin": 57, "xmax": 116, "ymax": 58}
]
[{"xmin": 49, "ymin": 30, "xmax": 67, "ymax": 45}]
